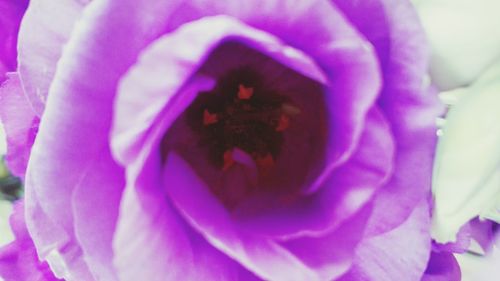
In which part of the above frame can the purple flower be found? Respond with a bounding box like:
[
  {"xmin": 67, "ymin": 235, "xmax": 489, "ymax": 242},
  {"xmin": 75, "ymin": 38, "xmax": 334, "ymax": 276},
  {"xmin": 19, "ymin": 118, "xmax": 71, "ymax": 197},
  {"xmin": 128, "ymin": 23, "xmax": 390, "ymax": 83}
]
[{"xmin": 1, "ymin": 0, "xmax": 448, "ymax": 280}]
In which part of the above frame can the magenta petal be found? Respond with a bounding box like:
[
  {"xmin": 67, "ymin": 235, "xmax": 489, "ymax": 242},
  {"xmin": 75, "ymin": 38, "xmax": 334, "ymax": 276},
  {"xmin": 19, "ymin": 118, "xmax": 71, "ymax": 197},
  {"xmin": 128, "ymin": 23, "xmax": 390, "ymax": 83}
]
[
  {"xmin": 237, "ymin": 108, "xmax": 394, "ymax": 238},
  {"xmin": 71, "ymin": 148, "xmax": 124, "ymax": 281},
  {"xmin": 280, "ymin": 205, "xmax": 372, "ymax": 280},
  {"xmin": 17, "ymin": 0, "xmax": 89, "ymax": 115},
  {"xmin": 432, "ymin": 224, "xmax": 471, "ymax": 254},
  {"xmin": 469, "ymin": 219, "xmax": 497, "ymax": 252},
  {"xmin": 0, "ymin": 201, "xmax": 60, "ymax": 281},
  {"xmin": 108, "ymin": 0, "xmax": 381, "ymax": 183},
  {"xmin": 112, "ymin": 14, "xmax": 330, "ymax": 166},
  {"xmin": 0, "ymin": 73, "xmax": 39, "ymax": 177},
  {"xmin": 164, "ymin": 152, "xmax": 321, "ymax": 281},
  {"xmin": 339, "ymin": 200, "xmax": 431, "ymax": 281},
  {"xmin": 23, "ymin": 0, "xmax": 140, "ymax": 277},
  {"xmin": 365, "ymin": 102, "xmax": 440, "ymax": 236},
  {"xmin": 421, "ymin": 252, "xmax": 461, "ymax": 281},
  {"xmin": 113, "ymin": 168, "xmax": 239, "ymax": 281},
  {"xmin": 109, "ymin": 14, "xmax": 387, "ymax": 239},
  {"xmin": 0, "ymin": 0, "xmax": 28, "ymax": 74},
  {"xmin": 334, "ymin": 0, "xmax": 444, "ymax": 235},
  {"xmin": 24, "ymin": 177, "xmax": 95, "ymax": 281}
]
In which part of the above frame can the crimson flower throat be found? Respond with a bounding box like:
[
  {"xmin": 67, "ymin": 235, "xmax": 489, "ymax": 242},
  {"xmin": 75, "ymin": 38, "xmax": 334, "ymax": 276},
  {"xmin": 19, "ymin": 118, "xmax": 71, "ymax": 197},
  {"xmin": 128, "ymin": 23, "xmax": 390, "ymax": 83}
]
[{"xmin": 187, "ymin": 67, "xmax": 299, "ymax": 176}]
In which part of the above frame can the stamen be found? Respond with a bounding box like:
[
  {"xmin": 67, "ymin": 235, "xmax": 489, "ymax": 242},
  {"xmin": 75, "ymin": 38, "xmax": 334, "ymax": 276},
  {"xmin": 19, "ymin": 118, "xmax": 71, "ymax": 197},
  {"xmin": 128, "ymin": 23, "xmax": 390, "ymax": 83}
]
[
  {"xmin": 187, "ymin": 67, "xmax": 299, "ymax": 176},
  {"xmin": 255, "ymin": 153, "xmax": 275, "ymax": 176},
  {"xmin": 237, "ymin": 84, "xmax": 254, "ymax": 100},
  {"xmin": 276, "ymin": 114, "xmax": 290, "ymax": 132},
  {"xmin": 281, "ymin": 103, "xmax": 301, "ymax": 116},
  {"xmin": 222, "ymin": 150, "xmax": 235, "ymax": 171},
  {"xmin": 203, "ymin": 109, "xmax": 218, "ymax": 125}
]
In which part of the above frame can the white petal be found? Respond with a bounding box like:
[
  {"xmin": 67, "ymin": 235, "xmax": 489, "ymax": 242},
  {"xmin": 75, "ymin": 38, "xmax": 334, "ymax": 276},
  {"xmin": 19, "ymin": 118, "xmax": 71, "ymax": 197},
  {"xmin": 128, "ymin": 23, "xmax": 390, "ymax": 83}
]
[
  {"xmin": 414, "ymin": 0, "xmax": 500, "ymax": 90},
  {"xmin": 432, "ymin": 60, "xmax": 500, "ymax": 243}
]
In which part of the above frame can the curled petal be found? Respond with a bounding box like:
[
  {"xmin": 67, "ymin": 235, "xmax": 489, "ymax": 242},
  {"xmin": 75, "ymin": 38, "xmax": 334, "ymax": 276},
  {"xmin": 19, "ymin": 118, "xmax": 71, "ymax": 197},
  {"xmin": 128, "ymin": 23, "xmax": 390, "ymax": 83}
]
[
  {"xmin": 414, "ymin": 0, "xmax": 500, "ymax": 90},
  {"xmin": 17, "ymin": 0, "xmax": 89, "ymax": 115},
  {"xmin": 280, "ymin": 205, "xmax": 372, "ymax": 280},
  {"xmin": 111, "ymin": 12, "xmax": 384, "ymax": 240},
  {"xmin": 339, "ymin": 200, "xmax": 431, "ymax": 281},
  {"xmin": 24, "ymin": 0, "xmax": 142, "ymax": 278},
  {"xmin": 335, "ymin": 0, "xmax": 443, "ymax": 235},
  {"xmin": 113, "ymin": 155, "xmax": 239, "ymax": 281},
  {"xmin": 111, "ymin": 15, "xmax": 326, "ymax": 165},
  {"xmin": 421, "ymin": 252, "xmax": 461, "ymax": 281},
  {"xmin": 24, "ymin": 176, "xmax": 94, "ymax": 281},
  {"xmin": 432, "ymin": 61, "xmax": 500, "ymax": 243},
  {"xmin": 71, "ymin": 148, "xmax": 124, "ymax": 281},
  {"xmin": 0, "ymin": 201, "xmax": 60, "ymax": 281},
  {"xmin": 0, "ymin": 0, "xmax": 28, "ymax": 74},
  {"xmin": 0, "ymin": 73, "xmax": 39, "ymax": 177},
  {"xmin": 163, "ymin": 152, "xmax": 320, "ymax": 281},
  {"xmin": 237, "ymin": 108, "xmax": 394, "ymax": 238}
]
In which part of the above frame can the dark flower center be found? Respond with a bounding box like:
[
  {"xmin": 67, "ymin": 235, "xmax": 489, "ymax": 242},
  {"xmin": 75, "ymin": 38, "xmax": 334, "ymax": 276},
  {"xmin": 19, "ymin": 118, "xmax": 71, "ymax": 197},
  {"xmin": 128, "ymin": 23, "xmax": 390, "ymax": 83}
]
[
  {"xmin": 186, "ymin": 67, "xmax": 299, "ymax": 177},
  {"xmin": 161, "ymin": 42, "xmax": 327, "ymax": 211}
]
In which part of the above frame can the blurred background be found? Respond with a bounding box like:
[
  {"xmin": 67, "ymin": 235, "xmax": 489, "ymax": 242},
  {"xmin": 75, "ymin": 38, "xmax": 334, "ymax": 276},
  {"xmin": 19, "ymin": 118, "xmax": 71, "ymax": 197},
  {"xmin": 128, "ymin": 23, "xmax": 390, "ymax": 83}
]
[{"xmin": 0, "ymin": 123, "xmax": 19, "ymax": 247}]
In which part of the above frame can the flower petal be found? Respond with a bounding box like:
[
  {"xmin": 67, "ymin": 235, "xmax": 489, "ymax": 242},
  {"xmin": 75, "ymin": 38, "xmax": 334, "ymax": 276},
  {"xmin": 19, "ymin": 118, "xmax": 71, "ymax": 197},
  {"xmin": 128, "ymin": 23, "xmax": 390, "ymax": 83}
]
[
  {"xmin": 163, "ymin": 152, "xmax": 320, "ymax": 281},
  {"xmin": 110, "ymin": 13, "xmax": 385, "ymax": 240},
  {"xmin": 111, "ymin": 14, "xmax": 325, "ymax": 165},
  {"xmin": 0, "ymin": 0, "xmax": 28, "ymax": 73},
  {"xmin": 421, "ymin": 252, "xmax": 461, "ymax": 281},
  {"xmin": 339, "ymin": 200, "xmax": 431, "ymax": 281},
  {"xmin": 0, "ymin": 73, "xmax": 39, "ymax": 177},
  {"xmin": 17, "ymin": 0, "xmax": 89, "ymax": 115},
  {"xmin": 71, "ymin": 148, "xmax": 124, "ymax": 281},
  {"xmin": 469, "ymin": 219, "xmax": 497, "ymax": 252},
  {"xmin": 113, "ymin": 159, "xmax": 239, "ymax": 281},
  {"xmin": 335, "ymin": 0, "xmax": 443, "ymax": 235},
  {"xmin": 432, "ymin": 223, "xmax": 471, "ymax": 254},
  {"xmin": 280, "ymin": 205, "xmax": 372, "ymax": 280},
  {"xmin": 432, "ymin": 61, "xmax": 500, "ymax": 243},
  {"xmin": 414, "ymin": 0, "xmax": 500, "ymax": 90},
  {"xmin": 0, "ymin": 201, "xmax": 60, "ymax": 281},
  {"xmin": 24, "ymin": 175, "xmax": 94, "ymax": 281},
  {"xmin": 24, "ymin": 0, "xmax": 148, "ymax": 278},
  {"xmin": 236, "ymin": 108, "xmax": 394, "ymax": 238},
  {"xmin": 107, "ymin": 0, "xmax": 381, "ymax": 191}
]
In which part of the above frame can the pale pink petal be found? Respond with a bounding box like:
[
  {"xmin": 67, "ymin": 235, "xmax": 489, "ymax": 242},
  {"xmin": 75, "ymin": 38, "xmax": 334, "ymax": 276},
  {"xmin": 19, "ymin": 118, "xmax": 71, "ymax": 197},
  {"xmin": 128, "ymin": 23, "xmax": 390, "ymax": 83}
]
[
  {"xmin": 17, "ymin": 0, "xmax": 89, "ymax": 115},
  {"xmin": 0, "ymin": 73, "xmax": 39, "ymax": 177},
  {"xmin": 339, "ymin": 200, "xmax": 432, "ymax": 281}
]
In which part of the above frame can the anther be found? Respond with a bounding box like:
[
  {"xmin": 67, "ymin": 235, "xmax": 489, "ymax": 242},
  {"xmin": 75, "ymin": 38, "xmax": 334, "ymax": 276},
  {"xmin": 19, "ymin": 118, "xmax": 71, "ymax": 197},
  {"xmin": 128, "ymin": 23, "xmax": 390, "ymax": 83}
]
[
  {"xmin": 203, "ymin": 109, "xmax": 218, "ymax": 125},
  {"xmin": 222, "ymin": 150, "xmax": 235, "ymax": 171},
  {"xmin": 237, "ymin": 84, "xmax": 254, "ymax": 100},
  {"xmin": 276, "ymin": 114, "xmax": 290, "ymax": 132},
  {"xmin": 255, "ymin": 153, "xmax": 275, "ymax": 176}
]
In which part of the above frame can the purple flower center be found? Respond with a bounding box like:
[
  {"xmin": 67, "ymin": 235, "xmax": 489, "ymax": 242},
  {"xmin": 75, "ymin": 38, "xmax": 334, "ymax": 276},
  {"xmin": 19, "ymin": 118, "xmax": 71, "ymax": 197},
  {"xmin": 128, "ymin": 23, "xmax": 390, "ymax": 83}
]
[
  {"xmin": 185, "ymin": 67, "xmax": 298, "ymax": 176},
  {"xmin": 162, "ymin": 42, "xmax": 328, "ymax": 211}
]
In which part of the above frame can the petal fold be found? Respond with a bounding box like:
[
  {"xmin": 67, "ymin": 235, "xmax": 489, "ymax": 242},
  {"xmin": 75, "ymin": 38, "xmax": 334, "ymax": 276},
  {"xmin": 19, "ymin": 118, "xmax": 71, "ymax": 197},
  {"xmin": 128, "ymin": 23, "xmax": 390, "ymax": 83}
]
[
  {"xmin": 163, "ymin": 152, "xmax": 320, "ymax": 281},
  {"xmin": 414, "ymin": 0, "xmax": 500, "ymax": 90},
  {"xmin": 0, "ymin": 73, "xmax": 39, "ymax": 178},
  {"xmin": 17, "ymin": 0, "xmax": 89, "ymax": 115},
  {"xmin": 432, "ymin": 61, "xmax": 500, "ymax": 243},
  {"xmin": 334, "ymin": 0, "xmax": 443, "ymax": 235},
  {"xmin": 421, "ymin": 252, "xmax": 461, "ymax": 281},
  {"xmin": 339, "ymin": 200, "xmax": 431, "ymax": 281},
  {"xmin": 0, "ymin": 201, "xmax": 60, "ymax": 281},
  {"xmin": 113, "ymin": 157, "xmax": 239, "ymax": 281}
]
